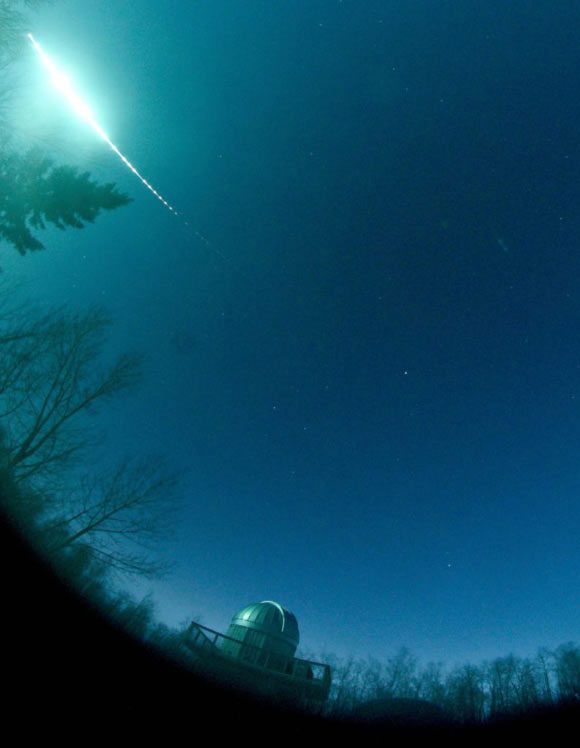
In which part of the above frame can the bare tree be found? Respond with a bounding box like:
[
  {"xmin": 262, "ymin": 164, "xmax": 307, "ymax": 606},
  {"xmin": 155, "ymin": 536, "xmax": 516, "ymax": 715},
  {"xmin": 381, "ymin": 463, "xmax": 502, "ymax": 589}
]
[
  {"xmin": 486, "ymin": 655, "xmax": 520, "ymax": 716},
  {"xmin": 0, "ymin": 302, "xmax": 141, "ymax": 486},
  {"xmin": 361, "ymin": 656, "xmax": 391, "ymax": 702},
  {"xmin": 416, "ymin": 661, "xmax": 448, "ymax": 704},
  {"xmin": 445, "ymin": 663, "xmax": 487, "ymax": 723},
  {"xmin": 44, "ymin": 456, "xmax": 182, "ymax": 579},
  {"xmin": 512, "ymin": 657, "xmax": 541, "ymax": 711},
  {"xmin": 382, "ymin": 646, "xmax": 420, "ymax": 698},
  {"xmin": 535, "ymin": 647, "xmax": 555, "ymax": 703},
  {"xmin": 0, "ymin": 289, "xmax": 184, "ymax": 581},
  {"xmin": 322, "ymin": 647, "xmax": 422, "ymax": 717},
  {"xmin": 323, "ymin": 654, "xmax": 367, "ymax": 715},
  {"xmin": 553, "ymin": 642, "xmax": 580, "ymax": 701}
]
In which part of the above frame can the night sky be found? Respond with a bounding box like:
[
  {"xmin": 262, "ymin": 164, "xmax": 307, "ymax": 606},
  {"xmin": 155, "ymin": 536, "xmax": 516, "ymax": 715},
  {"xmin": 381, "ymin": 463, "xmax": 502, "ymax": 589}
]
[{"xmin": 7, "ymin": 1, "xmax": 579, "ymax": 666}]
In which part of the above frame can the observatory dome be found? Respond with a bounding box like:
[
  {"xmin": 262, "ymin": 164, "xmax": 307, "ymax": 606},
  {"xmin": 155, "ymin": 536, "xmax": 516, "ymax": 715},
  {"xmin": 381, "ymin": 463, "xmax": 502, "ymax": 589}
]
[{"xmin": 225, "ymin": 601, "xmax": 300, "ymax": 658}]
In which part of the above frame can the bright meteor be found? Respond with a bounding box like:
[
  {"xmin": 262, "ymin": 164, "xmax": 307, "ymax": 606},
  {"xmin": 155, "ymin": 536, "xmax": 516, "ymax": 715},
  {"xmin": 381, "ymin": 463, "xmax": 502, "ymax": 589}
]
[{"xmin": 27, "ymin": 33, "xmax": 178, "ymax": 216}]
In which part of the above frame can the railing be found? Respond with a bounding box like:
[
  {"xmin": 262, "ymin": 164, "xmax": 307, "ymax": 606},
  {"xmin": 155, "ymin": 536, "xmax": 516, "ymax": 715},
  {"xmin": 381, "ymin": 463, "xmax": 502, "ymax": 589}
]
[{"xmin": 182, "ymin": 621, "xmax": 332, "ymax": 698}]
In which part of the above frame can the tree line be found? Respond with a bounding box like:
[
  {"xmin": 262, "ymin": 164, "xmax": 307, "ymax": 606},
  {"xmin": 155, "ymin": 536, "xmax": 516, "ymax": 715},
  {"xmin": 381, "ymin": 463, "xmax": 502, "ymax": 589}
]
[{"xmin": 314, "ymin": 642, "xmax": 580, "ymax": 723}]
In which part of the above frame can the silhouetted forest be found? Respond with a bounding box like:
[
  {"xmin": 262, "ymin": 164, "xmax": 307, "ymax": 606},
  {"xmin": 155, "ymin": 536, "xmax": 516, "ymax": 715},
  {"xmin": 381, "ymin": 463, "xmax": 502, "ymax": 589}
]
[{"xmin": 315, "ymin": 642, "xmax": 579, "ymax": 724}]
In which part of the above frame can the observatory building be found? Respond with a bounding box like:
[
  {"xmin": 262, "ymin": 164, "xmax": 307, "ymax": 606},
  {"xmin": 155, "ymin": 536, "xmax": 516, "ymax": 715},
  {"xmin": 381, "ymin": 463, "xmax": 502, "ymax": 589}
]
[{"xmin": 182, "ymin": 601, "xmax": 331, "ymax": 705}]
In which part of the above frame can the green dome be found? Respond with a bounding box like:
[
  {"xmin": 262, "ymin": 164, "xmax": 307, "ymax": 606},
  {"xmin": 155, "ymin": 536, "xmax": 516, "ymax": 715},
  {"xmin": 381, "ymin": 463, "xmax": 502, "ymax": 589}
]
[{"xmin": 225, "ymin": 601, "xmax": 300, "ymax": 658}]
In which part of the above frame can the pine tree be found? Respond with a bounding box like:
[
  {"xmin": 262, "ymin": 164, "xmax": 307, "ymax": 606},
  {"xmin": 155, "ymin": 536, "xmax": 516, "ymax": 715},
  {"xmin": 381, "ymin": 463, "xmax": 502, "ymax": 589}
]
[{"xmin": 0, "ymin": 148, "xmax": 132, "ymax": 253}]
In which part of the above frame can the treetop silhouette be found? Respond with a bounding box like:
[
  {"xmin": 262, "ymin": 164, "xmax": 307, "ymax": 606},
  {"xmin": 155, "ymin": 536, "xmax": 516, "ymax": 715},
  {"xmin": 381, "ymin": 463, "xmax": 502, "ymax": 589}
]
[{"xmin": 0, "ymin": 148, "xmax": 132, "ymax": 253}]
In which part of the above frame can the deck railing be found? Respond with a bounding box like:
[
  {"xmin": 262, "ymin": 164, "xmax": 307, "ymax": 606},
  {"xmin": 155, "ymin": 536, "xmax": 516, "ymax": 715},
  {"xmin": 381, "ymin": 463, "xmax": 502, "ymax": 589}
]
[{"xmin": 182, "ymin": 621, "xmax": 331, "ymax": 698}]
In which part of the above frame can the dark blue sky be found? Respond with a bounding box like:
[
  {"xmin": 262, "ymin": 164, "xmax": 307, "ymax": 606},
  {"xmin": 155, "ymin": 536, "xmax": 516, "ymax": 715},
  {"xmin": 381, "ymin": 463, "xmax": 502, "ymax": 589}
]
[{"xmin": 9, "ymin": 1, "xmax": 579, "ymax": 665}]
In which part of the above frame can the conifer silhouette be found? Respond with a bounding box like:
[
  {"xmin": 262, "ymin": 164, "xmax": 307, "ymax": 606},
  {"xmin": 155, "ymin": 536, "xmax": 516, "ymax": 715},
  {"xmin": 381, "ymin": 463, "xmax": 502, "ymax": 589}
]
[{"xmin": 0, "ymin": 148, "xmax": 132, "ymax": 253}]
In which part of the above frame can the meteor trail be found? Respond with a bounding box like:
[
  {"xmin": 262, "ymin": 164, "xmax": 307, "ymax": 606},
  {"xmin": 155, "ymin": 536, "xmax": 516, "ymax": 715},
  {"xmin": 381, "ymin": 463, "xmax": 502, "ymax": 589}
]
[
  {"xmin": 27, "ymin": 33, "xmax": 178, "ymax": 216},
  {"xmin": 26, "ymin": 33, "xmax": 248, "ymax": 279}
]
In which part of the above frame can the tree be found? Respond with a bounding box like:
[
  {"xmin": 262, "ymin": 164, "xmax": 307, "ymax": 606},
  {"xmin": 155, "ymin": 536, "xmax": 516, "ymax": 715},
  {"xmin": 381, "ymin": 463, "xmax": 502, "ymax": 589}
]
[
  {"xmin": 0, "ymin": 300, "xmax": 141, "ymax": 486},
  {"xmin": 416, "ymin": 661, "xmax": 448, "ymax": 705},
  {"xmin": 0, "ymin": 2, "xmax": 132, "ymax": 255},
  {"xmin": 486, "ymin": 655, "xmax": 521, "ymax": 716},
  {"xmin": 322, "ymin": 648, "xmax": 423, "ymax": 718},
  {"xmin": 104, "ymin": 590, "xmax": 157, "ymax": 639},
  {"xmin": 45, "ymin": 456, "xmax": 182, "ymax": 579},
  {"xmin": 0, "ymin": 148, "xmax": 132, "ymax": 254},
  {"xmin": 512, "ymin": 657, "xmax": 541, "ymax": 711},
  {"xmin": 382, "ymin": 646, "xmax": 419, "ymax": 698},
  {"xmin": 320, "ymin": 654, "xmax": 361, "ymax": 716},
  {"xmin": 0, "ymin": 292, "xmax": 183, "ymax": 581},
  {"xmin": 445, "ymin": 663, "xmax": 486, "ymax": 723},
  {"xmin": 553, "ymin": 643, "xmax": 580, "ymax": 701}
]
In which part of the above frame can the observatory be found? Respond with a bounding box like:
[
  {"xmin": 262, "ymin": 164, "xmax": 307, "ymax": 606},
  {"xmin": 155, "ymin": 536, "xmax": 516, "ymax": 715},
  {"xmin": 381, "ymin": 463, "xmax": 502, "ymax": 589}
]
[{"xmin": 182, "ymin": 601, "xmax": 331, "ymax": 705}]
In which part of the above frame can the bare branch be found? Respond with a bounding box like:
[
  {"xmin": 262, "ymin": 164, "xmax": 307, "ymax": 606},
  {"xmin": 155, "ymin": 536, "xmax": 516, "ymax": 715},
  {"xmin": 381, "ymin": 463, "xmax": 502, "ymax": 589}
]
[
  {"xmin": 0, "ymin": 304, "xmax": 142, "ymax": 484},
  {"xmin": 0, "ymin": 284, "xmax": 179, "ymax": 583},
  {"xmin": 48, "ymin": 456, "xmax": 183, "ymax": 579}
]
